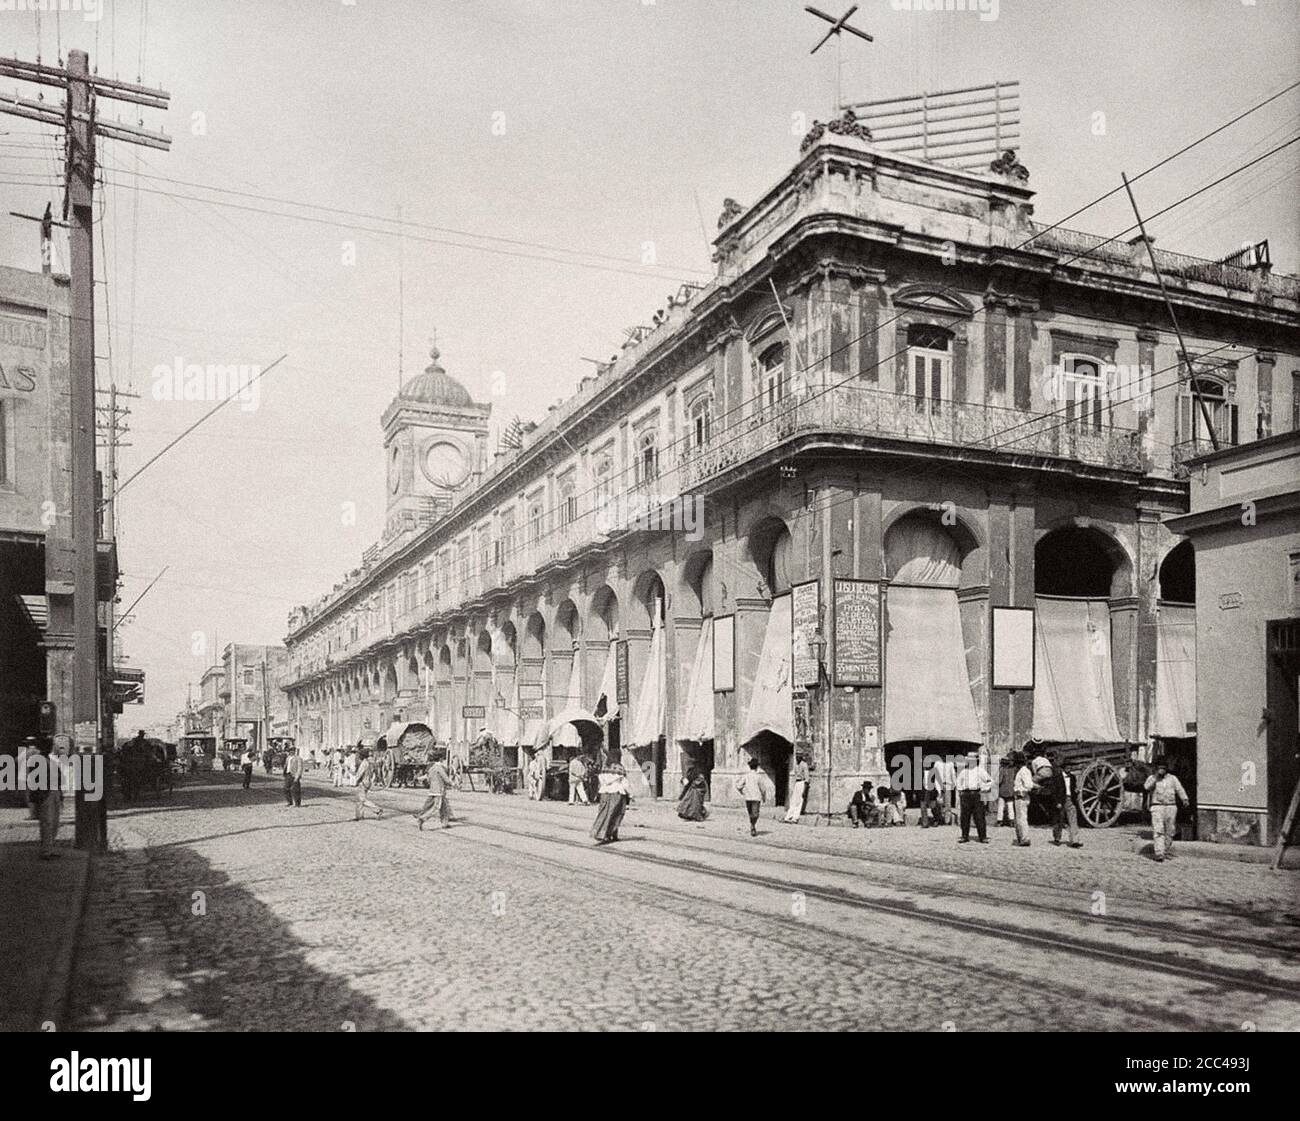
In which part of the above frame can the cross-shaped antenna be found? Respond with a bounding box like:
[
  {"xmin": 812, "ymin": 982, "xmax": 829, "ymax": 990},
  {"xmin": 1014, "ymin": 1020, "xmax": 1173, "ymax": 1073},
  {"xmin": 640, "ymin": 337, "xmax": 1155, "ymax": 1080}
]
[{"xmin": 805, "ymin": 5, "xmax": 873, "ymax": 111}]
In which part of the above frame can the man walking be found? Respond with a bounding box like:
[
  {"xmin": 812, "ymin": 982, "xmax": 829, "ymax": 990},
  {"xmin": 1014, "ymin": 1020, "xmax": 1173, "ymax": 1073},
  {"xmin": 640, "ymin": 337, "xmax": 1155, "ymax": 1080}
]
[
  {"xmin": 568, "ymin": 753, "xmax": 590, "ymax": 805},
  {"xmin": 282, "ymin": 746, "xmax": 303, "ymax": 807},
  {"xmin": 1012, "ymin": 753, "xmax": 1036, "ymax": 846},
  {"xmin": 1047, "ymin": 751, "xmax": 1082, "ymax": 848},
  {"xmin": 353, "ymin": 748, "xmax": 383, "ymax": 821},
  {"xmin": 734, "ymin": 757, "xmax": 772, "ymax": 837},
  {"xmin": 956, "ymin": 750, "xmax": 992, "ymax": 843},
  {"xmin": 240, "ymin": 744, "xmax": 254, "ymax": 791},
  {"xmin": 414, "ymin": 750, "xmax": 453, "ymax": 830},
  {"xmin": 783, "ymin": 753, "xmax": 809, "ymax": 824},
  {"xmin": 1144, "ymin": 759, "xmax": 1189, "ymax": 862},
  {"xmin": 996, "ymin": 752, "xmax": 1017, "ymax": 826},
  {"xmin": 938, "ymin": 755, "xmax": 958, "ymax": 825},
  {"xmin": 30, "ymin": 740, "xmax": 61, "ymax": 859}
]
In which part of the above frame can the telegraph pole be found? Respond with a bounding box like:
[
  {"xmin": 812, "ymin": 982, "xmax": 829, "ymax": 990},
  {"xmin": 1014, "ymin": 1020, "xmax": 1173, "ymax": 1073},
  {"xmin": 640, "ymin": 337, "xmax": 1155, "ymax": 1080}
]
[{"xmin": 0, "ymin": 50, "xmax": 171, "ymax": 851}]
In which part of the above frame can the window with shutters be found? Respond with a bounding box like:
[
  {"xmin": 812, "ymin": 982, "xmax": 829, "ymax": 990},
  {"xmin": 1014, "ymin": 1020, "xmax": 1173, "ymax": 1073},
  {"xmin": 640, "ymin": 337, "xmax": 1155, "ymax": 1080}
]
[
  {"xmin": 689, "ymin": 393, "xmax": 713, "ymax": 449},
  {"xmin": 1177, "ymin": 377, "xmax": 1238, "ymax": 450},
  {"xmin": 907, "ymin": 324, "xmax": 952, "ymax": 416},
  {"xmin": 754, "ymin": 343, "xmax": 788, "ymax": 413},
  {"xmin": 527, "ymin": 494, "xmax": 545, "ymax": 543},
  {"xmin": 635, "ymin": 428, "xmax": 659, "ymax": 487},
  {"xmin": 593, "ymin": 452, "xmax": 613, "ymax": 508},
  {"xmin": 1059, "ymin": 353, "xmax": 1108, "ymax": 432},
  {"xmin": 558, "ymin": 473, "xmax": 577, "ymax": 526}
]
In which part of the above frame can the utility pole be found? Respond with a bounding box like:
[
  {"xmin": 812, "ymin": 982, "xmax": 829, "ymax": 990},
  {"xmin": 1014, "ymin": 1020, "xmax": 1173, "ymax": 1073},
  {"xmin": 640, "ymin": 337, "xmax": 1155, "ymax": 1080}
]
[{"xmin": 0, "ymin": 51, "xmax": 171, "ymax": 852}]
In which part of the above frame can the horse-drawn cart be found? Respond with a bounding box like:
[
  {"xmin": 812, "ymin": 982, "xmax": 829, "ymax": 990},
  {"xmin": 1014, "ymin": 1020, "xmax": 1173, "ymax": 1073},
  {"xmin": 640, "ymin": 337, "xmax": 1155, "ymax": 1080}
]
[{"xmin": 1037, "ymin": 742, "xmax": 1148, "ymax": 827}]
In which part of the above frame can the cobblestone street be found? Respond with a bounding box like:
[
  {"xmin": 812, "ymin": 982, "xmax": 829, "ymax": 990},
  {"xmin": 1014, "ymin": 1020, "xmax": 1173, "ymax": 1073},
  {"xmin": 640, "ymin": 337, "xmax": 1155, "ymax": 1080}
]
[{"xmin": 62, "ymin": 772, "xmax": 1300, "ymax": 1032}]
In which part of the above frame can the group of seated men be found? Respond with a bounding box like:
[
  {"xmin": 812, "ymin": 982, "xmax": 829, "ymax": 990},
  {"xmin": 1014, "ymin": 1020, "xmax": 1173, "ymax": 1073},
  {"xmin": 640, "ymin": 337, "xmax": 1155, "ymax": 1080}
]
[{"xmin": 846, "ymin": 782, "xmax": 906, "ymax": 827}]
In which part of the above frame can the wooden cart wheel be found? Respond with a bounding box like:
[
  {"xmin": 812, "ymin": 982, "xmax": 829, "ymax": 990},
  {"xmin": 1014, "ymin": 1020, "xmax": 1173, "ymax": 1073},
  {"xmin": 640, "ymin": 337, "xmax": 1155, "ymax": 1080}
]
[{"xmin": 1077, "ymin": 759, "xmax": 1124, "ymax": 827}]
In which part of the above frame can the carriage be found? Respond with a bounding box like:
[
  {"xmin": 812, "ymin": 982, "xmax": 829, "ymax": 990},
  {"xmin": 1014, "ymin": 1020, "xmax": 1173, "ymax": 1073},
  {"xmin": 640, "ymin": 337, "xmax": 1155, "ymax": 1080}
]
[
  {"xmin": 1031, "ymin": 741, "xmax": 1149, "ymax": 828},
  {"xmin": 267, "ymin": 735, "xmax": 296, "ymax": 772},
  {"xmin": 117, "ymin": 735, "xmax": 174, "ymax": 800},
  {"xmin": 220, "ymin": 736, "xmax": 249, "ymax": 772}
]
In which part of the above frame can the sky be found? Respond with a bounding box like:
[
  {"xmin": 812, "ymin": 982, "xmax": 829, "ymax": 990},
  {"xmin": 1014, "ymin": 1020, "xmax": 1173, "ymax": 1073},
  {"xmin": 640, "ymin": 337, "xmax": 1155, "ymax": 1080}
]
[{"xmin": 2, "ymin": 0, "xmax": 1297, "ymax": 734}]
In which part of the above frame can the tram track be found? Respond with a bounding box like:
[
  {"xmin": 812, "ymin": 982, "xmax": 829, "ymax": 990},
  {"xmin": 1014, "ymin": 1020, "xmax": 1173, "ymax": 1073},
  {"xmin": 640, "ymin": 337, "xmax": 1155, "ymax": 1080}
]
[{"xmin": 444, "ymin": 792, "xmax": 1300, "ymax": 961}]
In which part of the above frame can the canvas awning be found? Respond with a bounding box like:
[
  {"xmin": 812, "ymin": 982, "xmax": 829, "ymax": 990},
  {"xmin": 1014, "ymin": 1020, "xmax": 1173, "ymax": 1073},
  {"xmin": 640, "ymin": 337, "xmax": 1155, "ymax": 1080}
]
[
  {"xmin": 594, "ymin": 641, "xmax": 619, "ymax": 723},
  {"xmin": 883, "ymin": 584, "xmax": 982, "ymax": 745},
  {"xmin": 488, "ymin": 668, "xmax": 523, "ymax": 745},
  {"xmin": 677, "ymin": 618, "xmax": 714, "ymax": 742},
  {"xmin": 1152, "ymin": 602, "xmax": 1196, "ymax": 738},
  {"xmin": 535, "ymin": 707, "xmax": 603, "ymax": 749},
  {"xmin": 1031, "ymin": 596, "xmax": 1124, "ymax": 743},
  {"xmin": 741, "ymin": 594, "xmax": 793, "ymax": 745},
  {"xmin": 628, "ymin": 618, "xmax": 666, "ymax": 748},
  {"xmin": 553, "ymin": 652, "xmax": 585, "ymax": 749}
]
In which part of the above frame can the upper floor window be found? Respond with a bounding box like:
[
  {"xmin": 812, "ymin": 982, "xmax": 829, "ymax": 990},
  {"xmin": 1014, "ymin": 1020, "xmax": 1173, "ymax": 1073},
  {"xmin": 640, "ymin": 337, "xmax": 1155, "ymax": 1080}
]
[
  {"xmin": 1178, "ymin": 377, "xmax": 1238, "ymax": 448},
  {"xmin": 527, "ymin": 496, "xmax": 545, "ymax": 543},
  {"xmin": 593, "ymin": 453, "xmax": 613, "ymax": 508},
  {"xmin": 635, "ymin": 428, "xmax": 659, "ymax": 486},
  {"xmin": 907, "ymin": 324, "xmax": 952, "ymax": 415},
  {"xmin": 1058, "ymin": 353, "xmax": 1110, "ymax": 432},
  {"xmin": 243, "ymin": 668, "xmax": 255, "ymax": 687},
  {"xmin": 689, "ymin": 394, "xmax": 713, "ymax": 449},
  {"xmin": 754, "ymin": 343, "xmax": 788, "ymax": 411},
  {"xmin": 558, "ymin": 475, "xmax": 577, "ymax": 526},
  {"xmin": 498, "ymin": 509, "xmax": 516, "ymax": 563}
]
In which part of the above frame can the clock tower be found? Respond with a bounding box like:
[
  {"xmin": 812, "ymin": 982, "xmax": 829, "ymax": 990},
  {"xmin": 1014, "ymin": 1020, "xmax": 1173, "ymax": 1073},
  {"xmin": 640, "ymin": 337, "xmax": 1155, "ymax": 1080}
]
[{"xmin": 380, "ymin": 342, "xmax": 491, "ymax": 546}]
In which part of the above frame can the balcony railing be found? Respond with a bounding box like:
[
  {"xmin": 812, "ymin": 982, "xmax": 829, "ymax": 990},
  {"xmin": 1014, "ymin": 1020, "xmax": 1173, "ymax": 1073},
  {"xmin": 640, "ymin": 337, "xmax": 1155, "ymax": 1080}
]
[{"xmin": 285, "ymin": 383, "xmax": 1145, "ymax": 686}]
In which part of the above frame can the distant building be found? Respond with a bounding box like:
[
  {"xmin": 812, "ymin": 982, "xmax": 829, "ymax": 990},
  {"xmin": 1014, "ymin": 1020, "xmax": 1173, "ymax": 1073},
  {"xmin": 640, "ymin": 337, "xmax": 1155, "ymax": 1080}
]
[
  {"xmin": 215, "ymin": 644, "xmax": 289, "ymax": 752},
  {"xmin": 282, "ymin": 122, "xmax": 1300, "ymax": 814},
  {"xmin": 1166, "ymin": 432, "xmax": 1300, "ymax": 846}
]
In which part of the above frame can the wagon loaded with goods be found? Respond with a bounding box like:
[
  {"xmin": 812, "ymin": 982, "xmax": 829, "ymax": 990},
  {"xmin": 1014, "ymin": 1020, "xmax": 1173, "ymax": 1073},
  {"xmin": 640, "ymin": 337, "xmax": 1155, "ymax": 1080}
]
[
  {"xmin": 1030, "ymin": 741, "xmax": 1149, "ymax": 827},
  {"xmin": 390, "ymin": 726, "xmax": 437, "ymax": 788}
]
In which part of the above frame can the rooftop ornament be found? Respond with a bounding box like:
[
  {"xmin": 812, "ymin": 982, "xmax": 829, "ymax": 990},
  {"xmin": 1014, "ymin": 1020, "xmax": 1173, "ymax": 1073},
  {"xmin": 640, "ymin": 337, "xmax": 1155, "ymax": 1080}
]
[
  {"xmin": 800, "ymin": 108, "xmax": 873, "ymax": 153},
  {"xmin": 989, "ymin": 148, "xmax": 1029, "ymax": 182}
]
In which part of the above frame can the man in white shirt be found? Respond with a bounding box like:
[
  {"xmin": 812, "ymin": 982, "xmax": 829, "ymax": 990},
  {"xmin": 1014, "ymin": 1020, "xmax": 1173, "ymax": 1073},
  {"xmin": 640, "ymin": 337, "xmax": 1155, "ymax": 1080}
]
[
  {"xmin": 1012, "ymin": 753, "xmax": 1036, "ymax": 846},
  {"xmin": 283, "ymin": 746, "xmax": 303, "ymax": 807},
  {"xmin": 1144, "ymin": 760, "xmax": 1189, "ymax": 862},
  {"xmin": 734, "ymin": 757, "xmax": 773, "ymax": 837},
  {"xmin": 956, "ymin": 750, "xmax": 993, "ymax": 843},
  {"xmin": 938, "ymin": 757, "xmax": 959, "ymax": 825},
  {"xmin": 240, "ymin": 746, "xmax": 254, "ymax": 791}
]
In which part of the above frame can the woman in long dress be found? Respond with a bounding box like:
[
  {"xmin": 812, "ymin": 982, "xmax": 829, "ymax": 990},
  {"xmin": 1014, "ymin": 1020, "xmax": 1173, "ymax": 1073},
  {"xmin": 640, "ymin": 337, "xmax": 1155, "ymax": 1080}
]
[
  {"xmin": 676, "ymin": 766, "xmax": 708, "ymax": 822},
  {"xmin": 590, "ymin": 755, "xmax": 630, "ymax": 844}
]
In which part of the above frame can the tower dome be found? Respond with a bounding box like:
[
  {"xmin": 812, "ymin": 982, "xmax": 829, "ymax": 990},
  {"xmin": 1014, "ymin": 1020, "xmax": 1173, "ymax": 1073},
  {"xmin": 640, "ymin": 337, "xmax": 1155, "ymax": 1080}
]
[{"xmin": 397, "ymin": 345, "xmax": 473, "ymax": 408}]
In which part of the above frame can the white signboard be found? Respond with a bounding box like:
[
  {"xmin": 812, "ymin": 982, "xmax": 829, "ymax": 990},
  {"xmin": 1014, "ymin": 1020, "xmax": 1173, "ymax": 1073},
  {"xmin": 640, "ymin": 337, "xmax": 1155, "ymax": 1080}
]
[{"xmin": 991, "ymin": 606, "xmax": 1035, "ymax": 690}]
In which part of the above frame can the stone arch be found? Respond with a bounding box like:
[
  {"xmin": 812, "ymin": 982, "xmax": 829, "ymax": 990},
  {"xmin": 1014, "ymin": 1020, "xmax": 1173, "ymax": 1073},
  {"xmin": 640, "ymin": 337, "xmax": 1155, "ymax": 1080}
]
[
  {"xmin": 554, "ymin": 598, "xmax": 581, "ymax": 650},
  {"xmin": 1035, "ymin": 522, "xmax": 1133, "ymax": 599},
  {"xmin": 630, "ymin": 569, "xmax": 667, "ymax": 629},
  {"xmin": 747, "ymin": 515, "xmax": 793, "ymax": 597},
  {"xmin": 497, "ymin": 620, "xmax": 518, "ymax": 666},
  {"xmin": 883, "ymin": 506, "xmax": 981, "ymax": 589},
  {"xmin": 474, "ymin": 629, "xmax": 493, "ymax": 674},
  {"xmin": 588, "ymin": 584, "xmax": 620, "ymax": 642},
  {"xmin": 522, "ymin": 611, "xmax": 546, "ymax": 659},
  {"xmin": 678, "ymin": 550, "xmax": 716, "ymax": 617}
]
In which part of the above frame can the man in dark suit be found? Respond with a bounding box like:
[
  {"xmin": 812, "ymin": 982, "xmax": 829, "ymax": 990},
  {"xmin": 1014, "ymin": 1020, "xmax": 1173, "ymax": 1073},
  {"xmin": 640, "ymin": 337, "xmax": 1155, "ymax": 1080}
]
[
  {"xmin": 1046, "ymin": 751, "xmax": 1082, "ymax": 848},
  {"xmin": 847, "ymin": 782, "xmax": 880, "ymax": 828}
]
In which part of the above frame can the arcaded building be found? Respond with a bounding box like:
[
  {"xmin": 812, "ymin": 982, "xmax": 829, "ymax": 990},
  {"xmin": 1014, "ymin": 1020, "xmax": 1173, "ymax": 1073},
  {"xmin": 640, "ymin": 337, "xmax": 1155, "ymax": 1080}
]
[{"xmin": 282, "ymin": 120, "xmax": 1300, "ymax": 816}]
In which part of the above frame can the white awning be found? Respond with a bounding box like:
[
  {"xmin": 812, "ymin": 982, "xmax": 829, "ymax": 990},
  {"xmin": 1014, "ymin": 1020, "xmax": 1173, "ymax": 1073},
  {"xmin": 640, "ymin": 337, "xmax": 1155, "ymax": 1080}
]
[
  {"xmin": 488, "ymin": 668, "xmax": 523, "ymax": 745},
  {"xmin": 1152, "ymin": 602, "xmax": 1196, "ymax": 738},
  {"xmin": 1031, "ymin": 596, "xmax": 1124, "ymax": 743},
  {"xmin": 595, "ymin": 640, "xmax": 619, "ymax": 722},
  {"xmin": 629, "ymin": 618, "xmax": 666, "ymax": 748},
  {"xmin": 883, "ymin": 584, "xmax": 982, "ymax": 744},
  {"xmin": 553, "ymin": 652, "xmax": 585, "ymax": 748},
  {"xmin": 677, "ymin": 618, "xmax": 714, "ymax": 742},
  {"xmin": 741, "ymin": 594, "xmax": 793, "ymax": 745}
]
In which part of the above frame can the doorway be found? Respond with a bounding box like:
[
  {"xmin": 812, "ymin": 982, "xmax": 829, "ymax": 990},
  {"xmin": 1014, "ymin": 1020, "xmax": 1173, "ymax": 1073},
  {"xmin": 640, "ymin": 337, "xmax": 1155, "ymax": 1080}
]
[{"xmin": 1266, "ymin": 620, "xmax": 1299, "ymax": 846}]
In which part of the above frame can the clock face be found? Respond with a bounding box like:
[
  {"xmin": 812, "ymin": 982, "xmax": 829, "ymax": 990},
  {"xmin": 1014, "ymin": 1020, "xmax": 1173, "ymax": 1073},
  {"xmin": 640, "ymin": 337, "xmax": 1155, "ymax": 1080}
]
[
  {"xmin": 422, "ymin": 440, "xmax": 467, "ymax": 488},
  {"xmin": 388, "ymin": 445, "xmax": 402, "ymax": 494}
]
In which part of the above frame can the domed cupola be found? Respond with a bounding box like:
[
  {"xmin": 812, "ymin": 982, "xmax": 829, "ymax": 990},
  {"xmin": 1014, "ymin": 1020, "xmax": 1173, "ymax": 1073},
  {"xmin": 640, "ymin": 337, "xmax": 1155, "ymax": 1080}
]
[
  {"xmin": 397, "ymin": 345, "xmax": 474, "ymax": 409},
  {"xmin": 381, "ymin": 334, "xmax": 492, "ymax": 544}
]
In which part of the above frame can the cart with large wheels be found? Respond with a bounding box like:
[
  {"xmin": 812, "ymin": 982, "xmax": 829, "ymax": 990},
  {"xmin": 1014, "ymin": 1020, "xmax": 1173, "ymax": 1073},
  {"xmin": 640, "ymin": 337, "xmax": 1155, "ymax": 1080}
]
[{"xmin": 1031, "ymin": 741, "xmax": 1140, "ymax": 827}]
